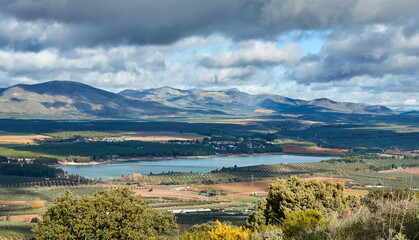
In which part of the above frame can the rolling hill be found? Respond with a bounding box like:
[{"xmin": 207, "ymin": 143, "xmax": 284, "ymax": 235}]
[
  {"xmin": 119, "ymin": 87, "xmax": 395, "ymax": 115},
  {"xmin": 0, "ymin": 81, "xmax": 396, "ymax": 119},
  {"xmin": 0, "ymin": 81, "xmax": 180, "ymax": 119}
]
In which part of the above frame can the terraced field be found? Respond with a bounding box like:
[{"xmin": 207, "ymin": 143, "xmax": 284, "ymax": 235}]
[
  {"xmin": 147, "ymin": 156, "xmax": 419, "ymax": 188},
  {"xmin": 0, "ymin": 186, "xmax": 105, "ymax": 201},
  {"xmin": 0, "ymin": 221, "xmax": 31, "ymax": 240}
]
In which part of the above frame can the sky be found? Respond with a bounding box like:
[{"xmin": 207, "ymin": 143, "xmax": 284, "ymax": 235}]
[{"xmin": 0, "ymin": 0, "xmax": 418, "ymax": 108}]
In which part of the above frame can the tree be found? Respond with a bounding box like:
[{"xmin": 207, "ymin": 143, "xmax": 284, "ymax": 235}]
[
  {"xmin": 246, "ymin": 176, "xmax": 359, "ymax": 230},
  {"xmin": 32, "ymin": 188, "xmax": 177, "ymax": 239},
  {"xmin": 0, "ymin": 156, "xmax": 8, "ymax": 163}
]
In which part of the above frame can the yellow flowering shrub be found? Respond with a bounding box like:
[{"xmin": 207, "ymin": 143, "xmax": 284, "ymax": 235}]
[
  {"xmin": 30, "ymin": 201, "xmax": 44, "ymax": 209},
  {"xmin": 208, "ymin": 220, "xmax": 250, "ymax": 240}
]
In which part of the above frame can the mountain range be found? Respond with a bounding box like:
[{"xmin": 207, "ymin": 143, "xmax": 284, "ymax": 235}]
[
  {"xmin": 0, "ymin": 80, "xmax": 398, "ymax": 119},
  {"xmin": 120, "ymin": 87, "xmax": 394, "ymax": 115},
  {"xmin": 0, "ymin": 81, "xmax": 179, "ymax": 119}
]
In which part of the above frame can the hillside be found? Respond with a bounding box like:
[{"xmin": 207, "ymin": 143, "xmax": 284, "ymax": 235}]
[
  {"xmin": 120, "ymin": 87, "xmax": 395, "ymax": 115},
  {"xmin": 0, "ymin": 81, "xmax": 180, "ymax": 119},
  {"xmin": 0, "ymin": 81, "xmax": 397, "ymax": 119}
]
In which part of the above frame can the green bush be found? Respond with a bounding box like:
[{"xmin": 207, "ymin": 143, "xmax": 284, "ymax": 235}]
[
  {"xmin": 246, "ymin": 176, "xmax": 359, "ymax": 229},
  {"xmin": 332, "ymin": 199, "xmax": 419, "ymax": 240},
  {"xmin": 179, "ymin": 221, "xmax": 237, "ymax": 240},
  {"xmin": 31, "ymin": 188, "xmax": 177, "ymax": 239},
  {"xmin": 250, "ymin": 225, "xmax": 284, "ymax": 240},
  {"xmin": 282, "ymin": 209, "xmax": 330, "ymax": 238}
]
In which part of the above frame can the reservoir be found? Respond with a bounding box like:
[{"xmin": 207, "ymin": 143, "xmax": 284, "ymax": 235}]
[{"xmin": 56, "ymin": 154, "xmax": 336, "ymax": 179}]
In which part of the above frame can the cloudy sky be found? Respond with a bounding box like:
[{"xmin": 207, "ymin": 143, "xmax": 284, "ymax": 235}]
[{"xmin": 0, "ymin": 0, "xmax": 418, "ymax": 107}]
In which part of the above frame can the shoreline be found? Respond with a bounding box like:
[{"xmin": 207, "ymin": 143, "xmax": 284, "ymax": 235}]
[
  {"xmin": 54, "ymin": 151, "xmax": 337, "ymax": 166},
  {"xmin": 54, "ymin": 152, "xmax": 285, "ymax": 166}
]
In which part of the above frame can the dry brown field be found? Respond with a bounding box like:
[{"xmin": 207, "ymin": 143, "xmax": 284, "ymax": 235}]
[
  {"xmin": 199, "ymin": 180, "xmax": 275, "ymax": 195},
  {"xmin": 301, "ymin": 177, "xmax": 354, "ymax": 182},
  {"xmin": 9, "ymin": 214, "xmax": 42, "ymax": 222},
  {"xmin": 133, "ymin": 187, "xmax": 208, "ymax": 200},
  {"xmin": 343, "ymin": 188, "xmax": 369, "ymax": 197},
  {"xmin": 121, "ymin": 131, "xmax": 205, "ymax": 142},
  {"xmin": 0, "ymin": 133, "xmax": 51, "ymax": 144},
  {"xmin": 378, "ymin": 168, "xmax": 419, "ymax": 175}
]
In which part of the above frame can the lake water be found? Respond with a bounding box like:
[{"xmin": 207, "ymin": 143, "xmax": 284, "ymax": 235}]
[{"xmin": 55, "ymin": 154, "xmax": 335, "ymax": 179}]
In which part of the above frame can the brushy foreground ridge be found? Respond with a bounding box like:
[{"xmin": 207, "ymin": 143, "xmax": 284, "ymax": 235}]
[{"xmin": 23, "ymin": 177, "xmax": 419, "ymax": 240}]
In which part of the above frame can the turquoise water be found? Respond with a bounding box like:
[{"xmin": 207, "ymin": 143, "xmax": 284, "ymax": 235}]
[{"xmin": 55, "ymin": 154, "xmax": 335, "ymax": 179}]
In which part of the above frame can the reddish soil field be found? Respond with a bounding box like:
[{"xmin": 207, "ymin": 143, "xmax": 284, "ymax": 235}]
[{"xmin": 10, "ymin": 214, "xmax": 42, "ymax": 222}]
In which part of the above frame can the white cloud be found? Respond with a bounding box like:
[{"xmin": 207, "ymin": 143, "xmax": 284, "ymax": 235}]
[
  {"xmin": 404, "ymin": 99, "xmax": 418, "ymax": 105},
  {"xmin": 201, "ymin": 42, "xmax": 301, "ymax": 68},
  {"xmin": 286, "ymin": 23, "xmax": 419, "ymax": 85}
]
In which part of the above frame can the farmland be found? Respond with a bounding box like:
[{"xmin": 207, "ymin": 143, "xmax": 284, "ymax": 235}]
[
  {"xmin": 0, "ymin": 186, "xmax": 106, "ymax": 201},
  {"xmin": 0, "ymin": 119, "xmax": 418, "ymax": 239},
  {"xmin": 277, "ymin": 124, "xmax": 419, "ymax": 150},
  {"xmin": 0, "ymin": 221, "xmax": 31, "ymax": 240},
  {"xmin": 0, "ymin": 133, "xmax": 51, "ymax": 144},
  {"xmin": 122, "ymin": 131, "xmax": 206, "ymax": 142},
  {"xmin": 112, "ymin": 155, "xmax": 419, "ymax": 188}
]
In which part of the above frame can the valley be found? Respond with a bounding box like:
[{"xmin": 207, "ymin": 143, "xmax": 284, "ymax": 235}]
[
  {"xmin": 1, "ymin": 1, "xmax": 418, "ymax": 238},
  {"xmin": 0, "ymin": 82, "xmax": 418, "ymax": 239}
]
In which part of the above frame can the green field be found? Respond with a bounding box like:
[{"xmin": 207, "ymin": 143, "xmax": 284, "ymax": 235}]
[
  {"xmin": 278, "ymin": 124, "xmax": 419, "ymax": 150},
  {"xmin": 43, "ymin": 131, "xmax": 122, "ymax": 139},
  {"xmin": 0, "ymin": 221, "xmax": 32, "ymax": 240},
  {"xmin": 0, "ymin": 186, "xmax": 105, "ymax": 201}
]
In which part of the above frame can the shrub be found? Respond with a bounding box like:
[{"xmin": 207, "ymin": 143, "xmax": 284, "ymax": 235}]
[
  {"xmin": 179, "ymin": 221, "xmax": 248, "ymax": 240},
  {"xmin": 208, "ymin": 220, "xmax": 250, "ymax": 240},
  {"xmin": 246, "ymin": 176, "xmax": 360, "ymax": 229},
  {"xmin": 30, "ymin": 201, "xmax": 44, "ymax": 209},
  {"xmin": 311, "ymin": 198, "xmax": 419, "ymax": 240},
  {"xmin": 31, "ymin": 188, "xmax": 177, "ymax": 239},
  {"xmin": 250, "ymin": 225, "xmax": 283, "ymax": 240},
  {"xmin": 282, "ymin": 209, "xmax": 329, "ymax": 237}
]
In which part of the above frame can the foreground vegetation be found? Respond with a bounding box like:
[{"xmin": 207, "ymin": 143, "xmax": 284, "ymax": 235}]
[
  {"xmin": 179, "ymin": 177, "xmax": 418, "ymax": 240},
  {"xmin": 32, "ymin": 188, "xmax": 177, "ymax": 239},
  {"xmin": 1, "ymin": 177, "xmax": 418, "ymax": 239}
]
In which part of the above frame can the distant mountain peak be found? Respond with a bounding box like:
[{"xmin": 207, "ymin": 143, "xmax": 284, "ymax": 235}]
[
  {"xmin": 120, "ymin": 84, "xmax": 395, "ymax": 115},
  {"xmin": 0, "ymin": 80, "xmax": 397, "ymax": 119},
  {"xmin": 310, "ymin": 98, "xmax": 337, "ymax": 104},
  {"xmin": 223, "ymin": 88, "xmax": 240, "ymax": 92},
  {"xmin": 0, "ymin": 80, "xmax": 180, "ymax": 119}
]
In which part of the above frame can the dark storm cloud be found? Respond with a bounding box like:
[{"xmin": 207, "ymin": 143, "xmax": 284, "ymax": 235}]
[
  {"xmin": 0, "ymin": 0, "xmax": 262, "ymax": 48},
  {"xmin": 0, "ymin": 0, "xmax": 418, "ymax": 48},
  {"xmin": 0, "ymin": 0, "xmax": 418, "ymax": 106}
]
